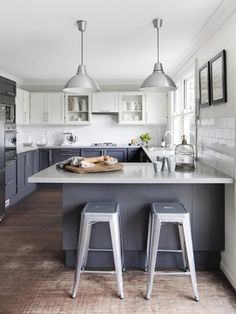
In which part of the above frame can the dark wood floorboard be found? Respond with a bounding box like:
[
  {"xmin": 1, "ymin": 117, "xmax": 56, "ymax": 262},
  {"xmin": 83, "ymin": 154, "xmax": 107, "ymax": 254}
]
[{"xmin": 0, "ymin": 188, "xmax": 235, "ymax": 314}]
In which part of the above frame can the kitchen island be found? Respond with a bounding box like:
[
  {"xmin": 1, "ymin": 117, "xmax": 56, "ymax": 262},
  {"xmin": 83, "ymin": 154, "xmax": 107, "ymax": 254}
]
[{"xmin": 29, "ymin": 162, "xmax": 233, "ymax": 269}]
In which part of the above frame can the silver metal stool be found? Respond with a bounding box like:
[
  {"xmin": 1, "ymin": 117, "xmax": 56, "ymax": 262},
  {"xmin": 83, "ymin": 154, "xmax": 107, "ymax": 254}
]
[
  {"xmin": 72, "ymin": 202, "xmax": 125, "ymax": 299},
  {"xmin": 145, "ymin": 202, "xmax": 199, "ymax": 301}
]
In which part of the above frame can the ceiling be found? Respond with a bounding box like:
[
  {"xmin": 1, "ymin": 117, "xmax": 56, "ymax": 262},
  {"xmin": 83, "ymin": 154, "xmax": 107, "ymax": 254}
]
[{"xmin": 0, "ymin": 0, "xmax": 225, "ymax": 84}]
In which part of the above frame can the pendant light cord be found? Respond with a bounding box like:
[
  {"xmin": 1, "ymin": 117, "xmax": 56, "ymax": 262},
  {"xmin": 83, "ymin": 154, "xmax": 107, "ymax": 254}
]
[
  {"xmin": 81, "ymin": 30, "xmax": 84, "ymax": 65},
  {"xmin": 156, "ymin": 26, "xmax": 160, "ymax": 63}
]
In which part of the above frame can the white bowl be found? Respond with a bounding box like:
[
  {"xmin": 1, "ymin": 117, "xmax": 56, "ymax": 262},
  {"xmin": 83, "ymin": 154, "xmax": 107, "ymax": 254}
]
[
  {"xmin": 104, "ymin": 158, "xmax": 118, "ymax": 165},
  {"xmin": 22, "ymin": 142, "xmax": 33, "ymax": 147}
]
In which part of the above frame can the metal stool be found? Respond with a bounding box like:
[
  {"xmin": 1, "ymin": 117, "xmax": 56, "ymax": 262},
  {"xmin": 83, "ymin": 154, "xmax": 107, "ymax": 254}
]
[
  {"xmin": 72, "ymin": 202, "xmax": 125, "ymax": 299},
  {"xmin": 145, "ymin": 202, "xmax": 199, "ymax": 301}
]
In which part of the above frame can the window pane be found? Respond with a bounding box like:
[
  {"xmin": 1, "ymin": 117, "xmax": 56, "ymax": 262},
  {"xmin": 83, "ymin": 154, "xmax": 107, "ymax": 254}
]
[
  {"xmin": 174, "ymin": 84, "xmax": 182, "ymax": 114},
  {"xmin": 173, "ymin": 115, "xmax": 182, "ymax": 145},
  {"xmin": 184, "ymin": 113, "xmax": 195, "ymax": 146}
]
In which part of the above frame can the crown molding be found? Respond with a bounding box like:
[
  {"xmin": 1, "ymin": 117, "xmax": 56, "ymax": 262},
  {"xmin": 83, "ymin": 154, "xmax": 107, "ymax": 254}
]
[{"xmin": 170, "ymin": 0, "xmax": 236, "ymax": 77}]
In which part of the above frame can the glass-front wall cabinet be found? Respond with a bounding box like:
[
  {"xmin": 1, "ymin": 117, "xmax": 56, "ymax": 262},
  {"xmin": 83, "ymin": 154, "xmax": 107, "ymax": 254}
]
[
  {"xmin": 65, "ymin": 94, "xmax": 91, "ymax": 124},
  {"xmin": 119, "ymin": 92, "xmax": 145, "ymax": 124}
]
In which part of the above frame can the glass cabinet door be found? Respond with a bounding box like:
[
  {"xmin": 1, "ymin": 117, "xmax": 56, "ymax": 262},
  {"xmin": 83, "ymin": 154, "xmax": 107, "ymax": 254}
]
[
  {"xmin": 65, "ymin": 94, "xmax": 91, "ymax": 124},
  {"xmin": 118, "ymin": 92, "xmax": 145, "ymax": 124}
]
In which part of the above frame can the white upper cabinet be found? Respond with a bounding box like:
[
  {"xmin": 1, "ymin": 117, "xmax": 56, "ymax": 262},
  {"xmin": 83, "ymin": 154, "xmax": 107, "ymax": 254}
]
[
  {"xmin": 46, "ymin": 93, "xmax": 64, "ymax": 124},
  {"xmin": 30, "ymin": 93, "xmax": 65, "ymax": 124},
  {"xmin": 65, "ymin": 94, "xmax": 91, "ymax": 124},
  {"xmin": 145, "ymin": 93, "xmax": 168, "ymax": 124},
  {"xmin": 92, "ymin": 92, "xmax": 118, "ymax": 113},
  {"xmin": 15, "ymin": 88, "xmax": 30, "ymax": 125},
  {"xmin": 118, "ymin": 92, "xmax": 146, "ymax": 124}
]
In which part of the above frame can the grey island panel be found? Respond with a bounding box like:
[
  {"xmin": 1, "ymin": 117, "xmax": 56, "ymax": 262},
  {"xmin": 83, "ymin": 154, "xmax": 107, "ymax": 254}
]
[{"xmin": 63, "ymin": 183, "xmax": 224, "ymax": 269}]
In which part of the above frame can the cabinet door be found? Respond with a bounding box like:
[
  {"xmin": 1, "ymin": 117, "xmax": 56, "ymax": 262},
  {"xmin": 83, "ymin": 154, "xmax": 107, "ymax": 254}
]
[
  {"xmin": 30, "ymin": 93, "xmax": 47, "ymax": 124},
  {"xmin": 80, "ymin": 148, "xmax": 103, "ymax": 158},
  {"xmin": 65, "ymin": 94, "xmax": 91, "ymax": 124},
  {"xmin": 53, "ymin": 149, "xmax": 81, "ymax": 163},
  {"xmin": 92, "ymin": 92, "xmax": 118, "ymax": 113},
  {"xmin": 145, "ymin": 93, "xmax": 168, "ymax": 124},
  {"xmin": 33, "ymin": 150, "xmax": 39, "ymax": 174},
  {"xmin": 39, "ymin": 149, "xmax": 53, "ymax": 170},
  {"xmin": 17, "ymin": 153, "xmax": 27, "ymax": 193},
  {"xmin": 118, "ymin": 92, "xmax": 146, "ymax": 124},
  {"xmin": 15, "ymin": 88, "xmax": 24, "ymax": 124},
  {"xmin": 105, "ymin": 149, "xmax": 127, "ymax": 162},
  {"xmin": 5, "ymin": 160, "xmax": 17, "ymax": 199},
  {"xmin": 127, "ymin": 148, "xmax": 141, "ymax": 162},
  {"xmin": 47, "ymin": 93, "xmax": 65, "ymax": 124}
]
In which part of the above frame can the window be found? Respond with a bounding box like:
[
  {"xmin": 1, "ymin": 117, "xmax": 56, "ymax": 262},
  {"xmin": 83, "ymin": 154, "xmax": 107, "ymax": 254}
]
[{"xmin": 171, "ymin": 71, "xmax": 195, "ymax": 146}]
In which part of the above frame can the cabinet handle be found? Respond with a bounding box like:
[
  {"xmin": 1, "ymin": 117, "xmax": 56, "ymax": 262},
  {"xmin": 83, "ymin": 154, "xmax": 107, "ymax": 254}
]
[
  {"xmin": 24, "ymin": 112, "xmax": 26, "ymax": 122},
  {"xmin": 6, "ymin": 179, "xmax": 15, "ymax": 185},
  {"xmin": 26, "ymin": 154, "xmax": 30, "ymax": 166},
  {"xmin": 103, "ymin": 149, "xmax": 107, "ymax": 156},
  {"xmin": 7, "ymin": 91, "xmax": 15, "ymax": 96},
  {"xmin": 59, "ymin": 153, "xmax": 72, "ymax": 156}
]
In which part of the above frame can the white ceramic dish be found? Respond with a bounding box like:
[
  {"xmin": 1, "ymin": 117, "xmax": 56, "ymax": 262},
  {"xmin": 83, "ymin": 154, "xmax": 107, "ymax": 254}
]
[
  {"xmin": 104, "ymin": 158, "xmax": 118, "ymax": 165},
  {"xmin": 23, "ymin": 142, "xmax": 33, "ymax": 147}
]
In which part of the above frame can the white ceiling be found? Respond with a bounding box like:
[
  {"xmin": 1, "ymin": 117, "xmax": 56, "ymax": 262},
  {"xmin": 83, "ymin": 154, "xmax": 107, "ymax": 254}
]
[{"xmin": 0, "ymin": 0, "xmax": 225, "ymax": 83}]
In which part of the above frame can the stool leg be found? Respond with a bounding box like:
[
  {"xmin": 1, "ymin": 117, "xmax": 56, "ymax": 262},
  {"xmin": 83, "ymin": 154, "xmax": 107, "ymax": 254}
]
[
  {"xmin": 182, "ymin": 216, "xmax": 199, "ymax": 302},
  {"xmin": 146, "ymin": 215, "xmax": 161, "ymax": 300},
  {"xmin": 109, "ymin": 215, "xmax": 124, "ymax": 299},
  {"xmin": 145, "ymin": 212, "xmax": 152, "ymax": 272},
  {"xmin": 72, "ymin": 215, "xmax": 90, "ymax": 299},
  {"xmin": 118, "ymin": 211, "xmax": 125, "ymax": 272},
  {"xmin": 178, "ymin": 224, "xmax": 188, "ymax": 270},
  {"xmin": 81, "ymin": 223, "xmax": 92, "ymax": 270}
]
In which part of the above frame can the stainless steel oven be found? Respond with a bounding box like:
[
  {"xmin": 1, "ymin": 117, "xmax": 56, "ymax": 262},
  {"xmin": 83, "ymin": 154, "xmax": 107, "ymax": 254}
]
[
  {"xmin": 5, "ymin": 104, "xmax": 15, "ymax": 124},
  {"xmin": 5, "ymin": 124, "xmax": 17, "ymax": 163}
]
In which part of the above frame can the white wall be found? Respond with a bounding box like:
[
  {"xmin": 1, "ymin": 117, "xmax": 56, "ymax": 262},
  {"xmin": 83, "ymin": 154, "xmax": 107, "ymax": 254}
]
[
  {"xmin": 17, "ymin": 115, "xmax": 166, "ymax": 146},
  {"xmin": 171, "ymin": 9, "xmax": 236, "ymax": 289}
]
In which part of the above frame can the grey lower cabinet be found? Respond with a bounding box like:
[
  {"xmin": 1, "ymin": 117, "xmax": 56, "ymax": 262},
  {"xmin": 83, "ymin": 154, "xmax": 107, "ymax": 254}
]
[
  {"xmin": 5, "ymin": 159, "xmax": 17, "ymax": 205},
  {"xmin": 53, "ymin": 149, "xmax": 81, "ymax": 164},
  {"xmin": 39, "ymin": 149, "xmax": 53, "ymax": 170},
  {"xmin": 80, "ymin": 148, "xmax": 128, "ymax": 162},
  {"xmin": 80, "ymin": 148, "xmax": 103, "ymax": 158},
  {"xmin": 127, "ymin": 148, "xmax": 141, "ymax": 162},
  {"xmin": 17, "ymin": 150, "xmax": 38, "ymax": 200}
]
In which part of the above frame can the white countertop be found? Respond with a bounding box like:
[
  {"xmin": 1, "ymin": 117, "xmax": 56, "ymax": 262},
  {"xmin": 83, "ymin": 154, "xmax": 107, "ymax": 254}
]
[
  {"xmin": 17, "ymin": 144, "xmax": 141, "ymax": 154},
  {"xmin": 28, "ymin": 162, "xmax": 234, "ymax": 184}
]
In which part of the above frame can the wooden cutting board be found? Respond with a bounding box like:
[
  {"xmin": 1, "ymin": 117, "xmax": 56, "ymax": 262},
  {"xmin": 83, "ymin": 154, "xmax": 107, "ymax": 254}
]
[{"xmin": 65, "ymin": 162, "xmax": 124, "ymax": 174}]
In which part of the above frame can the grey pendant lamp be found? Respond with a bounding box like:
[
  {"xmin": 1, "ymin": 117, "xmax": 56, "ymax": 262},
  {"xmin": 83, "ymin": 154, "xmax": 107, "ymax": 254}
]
[
  {"xmin": 63, "ymin": 20, "xmax": 100, "ymax": 93},
  {"xmin": 140, "ymin": 18, "xmax": 176, "ymax": 92}
]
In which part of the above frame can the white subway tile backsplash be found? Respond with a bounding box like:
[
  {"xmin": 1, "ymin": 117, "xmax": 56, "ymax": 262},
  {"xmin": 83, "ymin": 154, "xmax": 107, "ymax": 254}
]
[{"xmin": 198, "ymin": 116, "xmax": 235, "ymax": 176}]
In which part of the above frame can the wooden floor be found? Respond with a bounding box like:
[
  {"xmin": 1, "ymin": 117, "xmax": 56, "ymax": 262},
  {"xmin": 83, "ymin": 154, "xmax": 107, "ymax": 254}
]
[{"xmin": 0, "ymin": 188, "xmax": 235, "ymax": 314}]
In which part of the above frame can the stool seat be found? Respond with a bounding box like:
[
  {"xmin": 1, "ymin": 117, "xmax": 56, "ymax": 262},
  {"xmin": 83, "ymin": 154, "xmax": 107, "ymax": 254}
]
[
  {"xmin": 152, "ymin": 202, "xmax": 187, "ymax": 214},
  {"xmin": 83, "ymin": 202, "xmax": 118, "ymax": 214}
]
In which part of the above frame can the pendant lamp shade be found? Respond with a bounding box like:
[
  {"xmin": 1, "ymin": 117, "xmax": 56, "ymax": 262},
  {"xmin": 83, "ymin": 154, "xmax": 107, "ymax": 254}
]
[
  {"xmin": 63, "ymin": 20, "xmax": 100, "ymax": 93},
  {"xmin": 140, "ymin": 19, "xmax": 176, "ymax": 92}
]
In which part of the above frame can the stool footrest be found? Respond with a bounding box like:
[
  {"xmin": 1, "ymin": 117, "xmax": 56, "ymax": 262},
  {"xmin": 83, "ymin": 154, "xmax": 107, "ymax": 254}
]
[
  {"xmin": 81, "ymin": 270, "xmax": 116, "ymax": 275},
  {"xmin": 88, "ymin": 248, "xmax": 113, "ymax": 252},
  {"xmin": 158, "ymin": 249, "xmax": 183, "ymax": 253},
  {"xmin": 155, "ymin": 271, "xmax": 191, "ymax": 276}
]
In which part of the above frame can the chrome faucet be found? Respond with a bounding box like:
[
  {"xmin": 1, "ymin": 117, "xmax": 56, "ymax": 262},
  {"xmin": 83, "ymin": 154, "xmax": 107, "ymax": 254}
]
[{"xmin": 164, "ymin": 130, "xmax": 173, "ymax": 148}]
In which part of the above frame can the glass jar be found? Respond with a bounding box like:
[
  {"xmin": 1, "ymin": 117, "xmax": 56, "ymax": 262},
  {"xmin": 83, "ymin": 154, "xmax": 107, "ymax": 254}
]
[{"xmin": 175, "ymin": 135, "xmax": 195, "ymax": 170}]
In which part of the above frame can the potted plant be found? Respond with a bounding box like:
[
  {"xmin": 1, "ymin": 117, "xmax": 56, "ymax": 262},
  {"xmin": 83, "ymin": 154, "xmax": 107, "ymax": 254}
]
[{"xmin": 140, "ymin": 133, "xmax": 151, "ymax": 147}]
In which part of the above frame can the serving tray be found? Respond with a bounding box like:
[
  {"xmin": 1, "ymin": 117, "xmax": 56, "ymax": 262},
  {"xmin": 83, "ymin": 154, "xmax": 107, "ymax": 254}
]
[{"xmin": 65, "ymin": 162, "xmax": 124, "ymax": 174}]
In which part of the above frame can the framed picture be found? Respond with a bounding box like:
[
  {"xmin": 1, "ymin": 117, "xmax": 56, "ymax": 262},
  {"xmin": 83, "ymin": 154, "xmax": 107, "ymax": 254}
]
[
  {"xmin": 209, "ymin": 49, "xmax": 227, "ymax": 105},
  {"xmin": 199, "ymin": 62, "xmax": 211, "ymax": 106},
  {"xmin": 199, "ymin": 62, "xmax": 210, "ymax": 107}
]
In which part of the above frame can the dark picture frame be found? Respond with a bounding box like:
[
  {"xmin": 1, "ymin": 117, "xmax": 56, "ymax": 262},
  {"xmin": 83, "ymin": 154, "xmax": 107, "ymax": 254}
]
[
  {"xmin": 199, "ymin": 62, "xmax": 210, "ymax": 107},
  {"xmin": 209, "ymin": 49, "xmax": 227, "ymax": 105}
]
